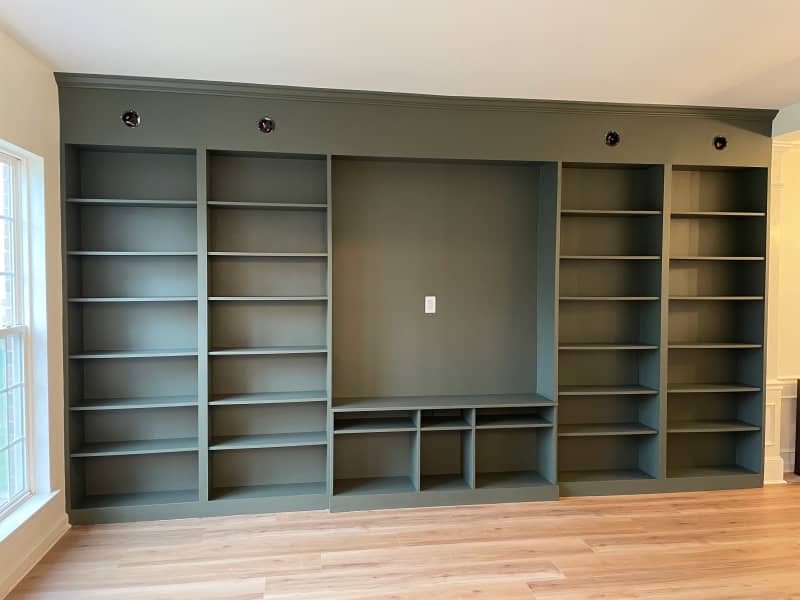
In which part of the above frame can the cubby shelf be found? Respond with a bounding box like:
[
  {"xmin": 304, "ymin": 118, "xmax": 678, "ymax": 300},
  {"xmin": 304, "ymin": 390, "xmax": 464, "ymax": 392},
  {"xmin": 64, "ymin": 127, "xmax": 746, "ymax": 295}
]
[
  {"xmin": 669, "ymin": 296, "xmax": 764, "ymax": 301},
  {"xmin": 334, "ymin": 418, "xmax": 417, "ymax": 434},
  {"xmin": 421, "ymin": 475, "xmax": 471, "ymax": 491},
  {"xmin": 69, "ymin": 349, "xmax": 199, "ymax": 360},
  {"xmin": 475, "ymin": 472, "xmax": 550, "ymax": 489},
  {"xmin": 559, "ymin": 344, "xmax": 658, "ymax": 351},
  {"xmin": 208, "ymin": 296, "xmax": 327, "ymax": 302},
  {"xmin": 208, "ymin": 201, "xmax": 328, "ymax": 210},
  {"xmin": 475, "ymin": 415, "xmax": 552, "ymax": 429},
  {"xmin": 334, "ymin": 476, "xmax": 416, "ymax": 496},
  {"xmin": 76, "ymin": 489, "xmax": 200, "ymax": 509},
  {"xmin": 208, "ymin": 391, "xmax": 327, "ymax": 406},
  {"xmin": 666, "ymin": 384, "xmax": 761, "ymax": 393},
  {"xmin": 68, "ymin": 297, "xmax": 198, "ymax": 303},
  {"xmin": 559, "ymin": 469, "xmax": 654, "ymax": 482},
  {"xmin": 209, "ymin": 431, "xmax": 327, "ymax": 451},
  {"xmin": 208, "ymin": 346, "xmax": 327, "ymax": 356},
  {"xmin": 670, "ymin": 211, "xmax": 765, "ymax": 218},
  {"xmin": 667, "ymin": 421, "xmax": 760, "ymax": 434},
  {"xmin": 559, "ymin": 423, "xmax": 657, "ymax": 437},
  {"xmin": 560, "ymin": 209, "xmax": 661, "ymax": 216},
  {"xmin": 68, "ymin": 251, "xmax": 198, "ymax": 257},
  {"xmin": 558, "ymin": 385, "xmax": 659, "ymax": 396},
  {"xmin": 667, "ymin": 465, "xmax": 758, "ymax": 478},
  {"xmin": 70, "ymin": 395, "xmax": 198, "ymax": 411},
  {"xmin": 208, "ymin": 252, "xmax": 328, "ymax": 258},
  {"xmin": 211, "ymin": 481, "xmax": 326, "ymax": 501},
  {"xmin": 71, "ymin": 438, "xmax": 199, "ymax": 458},
  {"xmin": 668, "ymin": 343, "xmax": 762, "ymax": 349},
  {"xmin": 333, "ymin": 394, "xmax": 554, "ymax": 412},
  {"xmin": 560, "ymin": 255, "xmax": 661, "ymax": 261},
  {"xmin": 420, "ymin": 416, "xmax": 472, "ymax": 430},
  {"xmin": 67, "ymin": 198, "xmax": 198, "ymax": 208},
  {"xmin": 670, "ymin": 256, "xmax": 765, "ymax": 261},
  {"xmin": 559, "ymin": 296, "xmax": 659, "ymax": 302}
]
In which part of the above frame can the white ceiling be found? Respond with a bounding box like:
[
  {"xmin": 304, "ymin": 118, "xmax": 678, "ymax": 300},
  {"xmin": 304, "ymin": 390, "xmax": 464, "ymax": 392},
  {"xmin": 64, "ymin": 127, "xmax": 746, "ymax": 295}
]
[{"xmin": 3, "ymin": 0, "xmax": 800, "ymax": 109}]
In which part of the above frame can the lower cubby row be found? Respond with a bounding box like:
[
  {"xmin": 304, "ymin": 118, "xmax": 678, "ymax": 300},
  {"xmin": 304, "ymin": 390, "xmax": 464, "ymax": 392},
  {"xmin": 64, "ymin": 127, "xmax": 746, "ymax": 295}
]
[{"xmin": 333, "ymin": 427, "xmax": 556, "ymax": 495}]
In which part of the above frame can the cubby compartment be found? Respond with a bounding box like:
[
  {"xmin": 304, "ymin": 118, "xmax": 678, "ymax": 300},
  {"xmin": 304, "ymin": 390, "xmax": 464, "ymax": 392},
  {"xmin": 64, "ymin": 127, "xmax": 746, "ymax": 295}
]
[
  {"xmin": 668, "ymin": 300, "xmax": 764, "ymax": 346},
  {"xmin": 559, "ymin": 394, "xmax": 658, "ymax": 437},
  {"xmin": 210, "ymin": 402, "xmax": 326, "ymax": 450},
  {"xmin": 208, "ymin": 151, "xmax": 327, "ymax": 207},
  {"xmin": 667, "ymin": 431, "xmax": 761, "ymax": 478},
  {"xmin": 334, "ymin": 432, "xmax": 418, "ymax": 495},
  {"xmin": 70, "ymin": 452, "xmax": 199, "ymax": 509},
  {"xmin": 560, "ymin": 214, "xmax": 661, "ymax": 257},
  {"xmin": 334, "ymin": 411, "xmax": 418, "ymax": 434},
  {"xmin": 210, "ymin": 445, "xmax": 326, "ymax": 500},
  {"xmin": 668, "ymin": 259, "xmax": 764, "ymax": 298},
  {"xmin": 559, "ymin": 434, "xmax": 658, "ymax": 482},
  {"xmin": 475, "ymin": 428, "xmax": 554, "ymax": 488},
  {"xmin": 209, "ymin": 354, "xmax": 326, "ymax": 405},
  {"xmin": 559, "ymin": 350, "xmax": 660, "ymax": 392},
  {"xmin": 67, "ymin": 255, "xmax": 198, "ymax": 300},
  {"xmin": 420, "ymin": 430, "xmax": 473, "ymax": 491},
  {"xmin": 70, "ymin": 406, "xmax": 198, "ymax": 458},
  {"xmin": 559, "ymin": 259, "xmax": 661, "ymax": 299},
  {"xmin": 420, "ymin": 409, "xmax": 472, "ymax": 430},
  {"xmin": 475, "ymin": 406, "xmax": 553, "ymax": 429},
  {"xmin": 208, "ymin": 208, "xmax": 327, "ymax": 255},
  {"xmin": 209, "ymin": 256, "xmax": 327, "ymax": 298},
  {"xmin": 670, "ymin": 217, "xmax": 765, "ymax": 259},
  {"xmin": 671, "ymin": 166, "xmax": 767, "ymax": 214},
  {"xmin": 209, "ymin": 301, "xmax": 326, "ymax": 353},
  {"xmin": 561, "ymin": 164, "xmax": 664, "ymax": 212},
  {"xmin": 68, "ymin": 302, "xmax": 198, "ymax": 358},
  {"xmin": 667, "ymin": 347, "xmax": 762, "ymax": 392},
  {"xmin": 68, "ymin": 356, "xmax": 198, "ymax": 410},
  {"xmin": 559, "ymin": 301, "xmax": 660, "ymax": 346},
  {"xmin": 667, "ymin": 392, "xmax": 762, "ymax": 433},
  {"xmin": 65, "ymin": 146, "xmax": 197, "ymax": 203}
]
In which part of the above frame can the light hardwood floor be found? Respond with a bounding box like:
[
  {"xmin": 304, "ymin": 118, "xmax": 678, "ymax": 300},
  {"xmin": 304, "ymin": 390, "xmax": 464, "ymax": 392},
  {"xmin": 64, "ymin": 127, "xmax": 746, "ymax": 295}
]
[{"xmin": 9, "ymin": 486, "xmax": 800, "ymax": 599}]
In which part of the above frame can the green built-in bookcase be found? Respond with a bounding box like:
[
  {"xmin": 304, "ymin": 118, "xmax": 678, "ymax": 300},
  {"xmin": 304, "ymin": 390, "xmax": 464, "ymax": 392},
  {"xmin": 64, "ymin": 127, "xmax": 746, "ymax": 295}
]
[{"xmin": 58, "ymin": 74, "xmax": 772, "ymax": 523}]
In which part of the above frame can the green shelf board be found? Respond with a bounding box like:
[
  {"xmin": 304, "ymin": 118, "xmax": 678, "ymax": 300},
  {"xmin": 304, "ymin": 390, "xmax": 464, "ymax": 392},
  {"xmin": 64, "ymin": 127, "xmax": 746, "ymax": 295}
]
[
  {"xmin": 208, "ymin": 296, "xmax": 327, "ymax": 302},
  {"xmin": 669, "ymin": 256, "xmax": 765, "ymax": 261},
  {"xmin": 559, "ymin": 469, "xmax": 654, "ymax": 483},
  {"xmin": 667, "ymin": 420, "xmax": 761, "ymax": 434},
  {"xmin": 670, "ymin": 211, "xmax": 765, "ymax": 218},
  {"xmin": 70, "ymin": 395, "xmax": 198, "ymax": 411},
  {"xmin": 208, "ymin": 201, "xmax": 328, "ymax": 210},
  {"xmin": 669, "ymin": 296, "xmax": 764, "ymax": 301},
  {"xmin": 209, "ymin": 431, "xmax": 327, "ymax": 451},
  {"xmin": 208, "ymin": 252, "xmax": 328, "ymax": 258},
  {"xmin": 667, "ymin": 383, "xmax": 761, "ymax": 394},
  {"xmin": 667, "ymin": 465, "xmax": 758, "ymax": 478},
  {"xmin": 420, "ymin": 416, "xmax": 472, "ymax": 431},
  {"xmin": 560, "ymin": 255, "xmax": 661, "ymax": 261},
  {"xmin": 475, "ymin": 415, "xmax": 552, "ymax": 429},
  {"xmin": 68, "ymin": 251, "xmax": 197, "ymax": 256},
  {"xmin": 334, "ymin": 417, "xmax": 417, "ymax": 434},
  {"xmin": 68, "ymin": 296, "xmax": 198, "ymax": 303},
  {"xmin": 668, "ymin": 343, "xmax": 763, "ymax": 349},
  {"xmin": 559, "ymin": 344, "xmax": 658, "ymax": 351},
  {"xmin": 559, "ymin": 296, "xmax": 659, "ymax": 301},
  {"xmin": 209, "ymin": 391, "xmax": 327, "ymax": 406},
  {"xmin": 211, "ymin": 481, "xmax": 326, "ymax": 501},
  {"xmin": 333, "ymin": 394, "xmax": 554, "ymax": 412},
  {"xmin": 209, "ymin": 346, "xmax": 327, "ymax": 356},
  {"xmin": 558, "ymin": 423, "xmax": 657, "ymax": 437},
  {"xmin": 475, "ymin": 471, "xmax": 550, "ymax": 489},
  {"xmin": 70, "ymin": 349, "xmax": 199, "ymax": 360},
  {"xmin": 420, "ymin": 474, "xmax": 471, "ymax": 492},
  {"xmin": 67, "ymin": 197, "xmax": 197, "ymax": 207},
  {"xmin": 334, "ymin": 476, "xmax": 416, "ymax": 496},
  {"xmin": 71, "ymin": 437, "xmax": 199, "ymax": 458},
  {"xmin": 561, "ymin": 209, "xmax": 661, "ymax": 216},
  {"xmin": 558, "ymin": 385, "xmax": 658, "ymax": 396},
  {"xmin": 74, "ymin": 489, "xmax": 199, "ymax": 509}
]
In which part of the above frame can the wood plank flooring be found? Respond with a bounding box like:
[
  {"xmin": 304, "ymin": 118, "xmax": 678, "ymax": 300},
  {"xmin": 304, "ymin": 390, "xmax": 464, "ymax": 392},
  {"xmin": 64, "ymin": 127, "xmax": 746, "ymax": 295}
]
[{"xmin": 10, "ymin": 485, "xmax": 800, "ymax": 599}]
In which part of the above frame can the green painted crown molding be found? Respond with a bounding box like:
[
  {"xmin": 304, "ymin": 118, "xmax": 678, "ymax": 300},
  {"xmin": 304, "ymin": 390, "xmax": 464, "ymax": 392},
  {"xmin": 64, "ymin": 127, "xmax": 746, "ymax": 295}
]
[{"xmin": 54, "ymin": 73, "xmax": 778, "ymax": 124}]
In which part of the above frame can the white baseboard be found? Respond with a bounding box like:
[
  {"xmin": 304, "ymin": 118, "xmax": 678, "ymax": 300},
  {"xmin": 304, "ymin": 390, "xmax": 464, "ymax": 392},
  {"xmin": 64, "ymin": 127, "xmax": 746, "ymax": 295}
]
[
  {"xmin": 0, "ymin": 512, "xmax": 69, "ymax": 599},
  {"xmin": 765, "ymin": 456, "xmax": 787, "ymax": 484}
]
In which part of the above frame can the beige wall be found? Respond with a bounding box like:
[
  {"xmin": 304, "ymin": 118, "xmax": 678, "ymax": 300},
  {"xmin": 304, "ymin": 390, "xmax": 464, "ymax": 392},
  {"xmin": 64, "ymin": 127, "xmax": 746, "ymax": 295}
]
[{"xmin": 0, "ymin": 26, "xmax": 67, "ymax": 597}]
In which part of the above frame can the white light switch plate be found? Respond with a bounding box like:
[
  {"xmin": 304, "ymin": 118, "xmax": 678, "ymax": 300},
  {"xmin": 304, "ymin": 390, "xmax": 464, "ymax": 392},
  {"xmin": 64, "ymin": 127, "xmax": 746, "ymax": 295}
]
[{"xmin": 425, "ymin": 296, "xmax": 436, "ymax": 314}]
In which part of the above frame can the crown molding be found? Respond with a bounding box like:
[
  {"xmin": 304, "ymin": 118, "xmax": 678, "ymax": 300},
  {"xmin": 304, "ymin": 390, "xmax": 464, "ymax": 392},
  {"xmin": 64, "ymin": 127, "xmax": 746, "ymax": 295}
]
[{"xmin": 54, "ymin": 73, "xmax": 778, "ymax": 123}]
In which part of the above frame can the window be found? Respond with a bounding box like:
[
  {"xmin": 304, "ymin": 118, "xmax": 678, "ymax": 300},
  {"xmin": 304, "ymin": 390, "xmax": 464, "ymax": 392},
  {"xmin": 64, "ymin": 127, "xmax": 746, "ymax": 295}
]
[{"xmin": 0, "ymin": 151, "xmax": 30, "ymax": 516}]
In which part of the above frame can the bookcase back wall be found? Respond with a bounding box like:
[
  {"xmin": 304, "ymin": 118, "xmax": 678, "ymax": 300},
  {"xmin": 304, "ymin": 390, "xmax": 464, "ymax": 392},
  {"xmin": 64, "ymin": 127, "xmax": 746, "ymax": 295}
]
[{"xmin": 57, "ymin": 74, "xmax": 774, "ymax": 523}]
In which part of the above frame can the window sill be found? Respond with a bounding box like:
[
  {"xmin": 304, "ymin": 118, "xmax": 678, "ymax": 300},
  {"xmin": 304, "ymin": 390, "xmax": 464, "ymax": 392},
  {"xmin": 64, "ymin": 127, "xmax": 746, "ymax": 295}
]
[{"xmin": 0, "ymin": 491, "xmax": 62, "ymax": 543}]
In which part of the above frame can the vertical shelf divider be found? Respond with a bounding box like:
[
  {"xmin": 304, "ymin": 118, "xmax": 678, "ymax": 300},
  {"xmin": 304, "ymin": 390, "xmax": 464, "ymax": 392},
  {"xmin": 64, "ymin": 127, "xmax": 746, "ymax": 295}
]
[
  {"xmin": 326, "ymin": 155, "xmax": 334, "ymax": 501},
  {"xmin": 197, "ymin": 148, "xmax": 210, "ymax": 502},
  {"xmin": 657, "ymin": 164, "xmax": 672, "ymax": 480},
  {"xmin": 412, "ymin": 410, "xmax": 421, "ymax": 491},
  {"xmin": 465, "ymin": 409, "xmax": 476, "ymax": 489}
]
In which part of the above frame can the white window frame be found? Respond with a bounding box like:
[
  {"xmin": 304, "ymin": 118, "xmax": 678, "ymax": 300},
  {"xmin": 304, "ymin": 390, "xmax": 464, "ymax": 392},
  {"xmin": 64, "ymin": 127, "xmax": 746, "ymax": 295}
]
[{"xmin": 0, "ymin": 149, "xmax": 34, "ymax": 520}]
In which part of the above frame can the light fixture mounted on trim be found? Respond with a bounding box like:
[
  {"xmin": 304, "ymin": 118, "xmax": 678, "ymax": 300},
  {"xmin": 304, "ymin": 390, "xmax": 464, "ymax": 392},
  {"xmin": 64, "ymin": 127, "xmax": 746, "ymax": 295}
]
[
  {"xmin": 258, "ymin": 116, "xmax": 275, "ymax": 134},
  {"xmin": 121, "ymin": 110, "xmax": 141, "ymax": 128},
  {"xmin": 713, "ymin": 135, "xmax": 728, "ymax": 151},
  {"xmin": 604, "ymin": 130, "xmax": 620, "ymax": 147}
]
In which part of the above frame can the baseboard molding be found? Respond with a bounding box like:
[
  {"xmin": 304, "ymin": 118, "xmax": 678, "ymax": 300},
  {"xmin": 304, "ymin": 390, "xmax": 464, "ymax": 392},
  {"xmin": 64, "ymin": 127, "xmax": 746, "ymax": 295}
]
[
  {"xmin": 765, "ymin": 456, "xmax": 787, "ymax": 484},
  {"xmin": 0, "ymin": 512, "xmax": 69, "ymax": 599},
  {"xmin": 781, "ymin": 450, "xmax": 795, "ymax": 472}
]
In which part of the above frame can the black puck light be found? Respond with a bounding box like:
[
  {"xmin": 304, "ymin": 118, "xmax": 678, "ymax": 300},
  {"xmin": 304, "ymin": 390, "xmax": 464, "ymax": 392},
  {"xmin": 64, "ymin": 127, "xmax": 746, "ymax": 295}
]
[
  {"xmin": 713, "ymin": 135, "xmax": 728, "ymax": 151},
  {"xmin": 121, "ymin": 110, "xmax": 141, "ymax": 128},
  {"xmin": 258, "ymin": 116, "xmax": 275, "ymax": 134},
  {"xmin": 605, "ymin": 130, "xmax": 620, "ymax": 147}
]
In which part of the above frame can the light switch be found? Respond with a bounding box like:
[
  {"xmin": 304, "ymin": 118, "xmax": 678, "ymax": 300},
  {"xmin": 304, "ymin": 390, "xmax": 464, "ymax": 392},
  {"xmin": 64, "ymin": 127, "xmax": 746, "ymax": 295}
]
[{"xmin": 425, "ymin": 296, "xmax": 436, "ymax": 314}]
